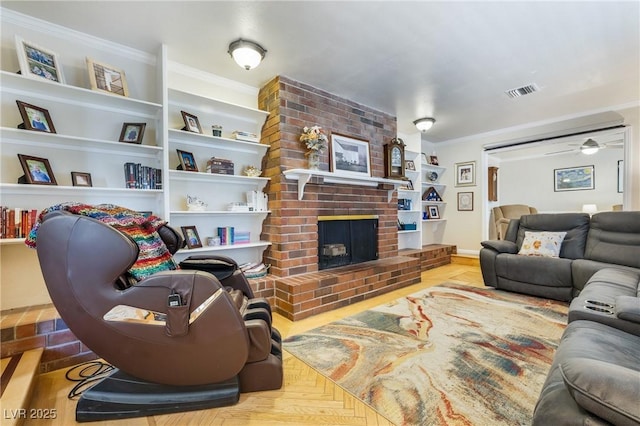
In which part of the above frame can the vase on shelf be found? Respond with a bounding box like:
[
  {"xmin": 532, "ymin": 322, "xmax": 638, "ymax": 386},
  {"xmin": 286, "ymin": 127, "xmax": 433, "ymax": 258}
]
[{"xmin": 306, "ymin": 150, "xmax": 321, "ymax": 170}]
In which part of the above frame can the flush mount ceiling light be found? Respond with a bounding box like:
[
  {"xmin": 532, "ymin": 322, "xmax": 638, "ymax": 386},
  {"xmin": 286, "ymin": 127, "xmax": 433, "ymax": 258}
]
[
  {"xmin": 581, "ymin": 138, "xmax": 600, "ymax": 155},
  {"xmin": 228, "ymin": 38, "xmax": 267, "ymax": 70},
  {"xmin": 413, "ymin": 117, "xmax": 436, "ymax": 132}
]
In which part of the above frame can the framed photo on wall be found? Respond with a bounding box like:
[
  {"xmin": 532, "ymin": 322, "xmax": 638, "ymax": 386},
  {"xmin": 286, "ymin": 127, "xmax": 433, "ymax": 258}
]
[
  {"xmin": 554, "ymin": 165, "xmax": 594, "ymax": 192},
  {"xmin": 618, "ymin": 160, "xmax": 624, "ymax": 193},
  {"xmin": 18, "ymin": 154, "xmax": 57, "ymax": 185},
  {"xmin": 455, "ymin": 161, "xmax": 475, "ymax": 187},
  {"xmin": 15, "ymin": 36, "xmax": 65, "ymax": 84},
  {"xmin": 457, "ymin": 192, "xmax": 474, "ymax": 211},
  {"xmin": 330, "ymin": 133, "xmax": 371, "ymax": 177},
  {"xmin": 16, "ymin": 101, "xmax": 56, "ymax": 133},
  {"xmin": 86, "ymin": 58, "xmax": 129, "ymax": 96}
]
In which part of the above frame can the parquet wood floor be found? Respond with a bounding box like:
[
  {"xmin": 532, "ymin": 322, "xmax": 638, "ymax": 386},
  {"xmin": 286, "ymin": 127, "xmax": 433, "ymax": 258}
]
[{"xmin": 24, "ymin": 262, "xmax": 482, "ymax": 426}]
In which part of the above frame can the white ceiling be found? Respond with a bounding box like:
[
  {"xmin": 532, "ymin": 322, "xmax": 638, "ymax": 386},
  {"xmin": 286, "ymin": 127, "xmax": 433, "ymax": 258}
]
[{"xmin": 3, "ymin": 1, "xmax": 639, "ymax": 142}]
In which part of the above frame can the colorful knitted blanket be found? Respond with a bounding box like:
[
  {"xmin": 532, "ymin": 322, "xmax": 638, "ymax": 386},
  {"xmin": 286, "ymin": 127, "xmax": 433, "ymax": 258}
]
[{"xmin": 26, "ymin": 203, "xmax": 178, "ymax": 280}]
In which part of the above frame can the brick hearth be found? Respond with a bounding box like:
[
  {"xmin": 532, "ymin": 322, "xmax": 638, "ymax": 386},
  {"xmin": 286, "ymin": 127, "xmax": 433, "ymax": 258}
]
[{"xmin": 273, "ymin": 256, "xmax": 421, "ymax": 321}]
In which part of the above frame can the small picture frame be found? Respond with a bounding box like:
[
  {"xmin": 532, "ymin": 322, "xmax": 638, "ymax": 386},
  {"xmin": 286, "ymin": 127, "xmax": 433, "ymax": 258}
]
[
  {"xmin": 86, "ymin": 58, "xmax": 129, "ymax": 97},
  {"xmin": 18, "ymin": 154, "xmax": 57, "ymax": 185},
  {"xmin": 119, "ymin": 123, "xmax": 146, "ymax": 144},
  {"xmin": 176, "ymin": 149, "xmax": 198, "ymax": 172},
  {"xmin": 427, "ymin": 205, "xmax": 440, "ymax": 219},
  {"xmin": 16, "ymin": 101, "xmax": 56, "ymax": 133},
  {"xmin": 181, "ymin": 111, "xmax": 202, "ymax": 134},
  {"xmin": 457, "ymin": 192, "xmax": 474, "ymax": 211},
  {"xmin": 181, "ymin": 226, "xmax": 202, "ymax": 249},
  {"xmin": 405, "ymin": 160, "xmax": 416, "ymax": 171},
  {"xmin": 399, "ymin": 179, "xmax": 414, "ymax": 191},
  {"xmin": 71, "ymin": 171, "xmax": 92, "ymax": 187},
  {"xmin": 15, "ymin": 36, "xmax": 65, "ymax": 84},
  {"xmin": 455, "ymin": 161, "xmax": 476, "ymax": 187},
  {"xmin": 429, "ymin": 156, "xmax": 439, "ymax": 166}
]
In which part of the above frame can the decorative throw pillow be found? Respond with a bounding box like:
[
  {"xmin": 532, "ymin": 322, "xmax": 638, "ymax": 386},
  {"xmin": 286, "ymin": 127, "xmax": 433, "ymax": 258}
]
[{"xmin": 518, "ymin": 231, "xmax": 567, "ymax": 257}]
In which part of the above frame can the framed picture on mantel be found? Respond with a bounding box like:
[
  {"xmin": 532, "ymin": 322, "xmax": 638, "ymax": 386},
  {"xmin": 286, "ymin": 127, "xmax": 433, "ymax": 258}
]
[{"xmin": 330, "ymin": 133, "xmax": 372, "ymax": 177}]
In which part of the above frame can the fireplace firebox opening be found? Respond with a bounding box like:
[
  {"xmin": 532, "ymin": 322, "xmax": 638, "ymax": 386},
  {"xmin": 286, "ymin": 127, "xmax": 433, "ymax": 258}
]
[{"xmin": 318, "ymin": 215, "xmax": 378, "ymax": 270}]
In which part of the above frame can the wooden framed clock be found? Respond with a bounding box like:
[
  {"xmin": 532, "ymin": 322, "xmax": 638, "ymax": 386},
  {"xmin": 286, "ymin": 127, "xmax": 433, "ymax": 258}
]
[{"xmin": 384, "ymin": 137, "xmax": 405, "ymax": 179}]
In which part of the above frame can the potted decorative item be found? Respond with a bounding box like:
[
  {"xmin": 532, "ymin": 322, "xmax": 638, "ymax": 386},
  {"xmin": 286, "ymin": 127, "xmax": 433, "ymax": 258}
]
[{"xmin": 300, "ymin": 125, "xmax": 327, "ymax": 170}]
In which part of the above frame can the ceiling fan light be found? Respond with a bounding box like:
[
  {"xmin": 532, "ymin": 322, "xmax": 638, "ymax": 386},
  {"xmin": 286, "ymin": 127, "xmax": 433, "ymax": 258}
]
[
  {"xmin": 413, "ymin": 117, "xmax": 436, "ymax": 132},
  {"xmin": 228, "ymin": 39, "xmax": 266, "ymax": 70},
  {"xmin": 581, "ymin": 138, "xmax": 600, "ymax": 155}
]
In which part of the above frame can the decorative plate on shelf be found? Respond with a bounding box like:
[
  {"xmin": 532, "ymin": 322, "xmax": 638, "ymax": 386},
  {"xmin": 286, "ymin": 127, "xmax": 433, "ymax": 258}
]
[{"xmin": 426, "ymin": 171, "xmax": 439, "ymax": 182}]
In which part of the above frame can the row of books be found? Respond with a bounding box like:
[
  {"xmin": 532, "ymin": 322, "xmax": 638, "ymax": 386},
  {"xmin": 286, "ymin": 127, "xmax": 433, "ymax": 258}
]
[
  {"xmin": 1, "ymin": 207, "xmax": 38, "ymax": 239},
  {"xmin": 124, "ymin": 162, "xmax": 163, "ymax": 189},
  {"xmin": 216, "ymin": 227, "xmax": 250, "ymax": 245}
]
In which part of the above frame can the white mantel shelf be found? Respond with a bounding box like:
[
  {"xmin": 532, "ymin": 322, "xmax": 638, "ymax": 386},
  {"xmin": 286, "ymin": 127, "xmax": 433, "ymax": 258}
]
[{"xmin": 283, "ymin": 168, "xmax": 404, "ymax": 201}]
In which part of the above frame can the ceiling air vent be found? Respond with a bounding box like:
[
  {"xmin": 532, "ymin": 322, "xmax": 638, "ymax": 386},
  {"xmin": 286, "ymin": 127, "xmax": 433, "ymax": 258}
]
[{"xmin": 505, "ymin": 83, "xmax": 540, "ymax": 99}]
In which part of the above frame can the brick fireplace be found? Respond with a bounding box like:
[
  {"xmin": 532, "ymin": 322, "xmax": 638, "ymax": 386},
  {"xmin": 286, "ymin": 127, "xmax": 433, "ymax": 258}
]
[{"xmin": 257, "ymin": 76, "xmax": 422, "ymax": 319}]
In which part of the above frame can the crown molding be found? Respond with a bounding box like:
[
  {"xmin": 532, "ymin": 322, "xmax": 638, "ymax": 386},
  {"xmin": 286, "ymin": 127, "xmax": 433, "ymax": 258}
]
[
  {"xmin": 1, "ymin": 7, "xmax": 156, "ymax": 65},
  {"xmin": 441, "ymin": 100, "xmax": 640, "ymax": 147}
]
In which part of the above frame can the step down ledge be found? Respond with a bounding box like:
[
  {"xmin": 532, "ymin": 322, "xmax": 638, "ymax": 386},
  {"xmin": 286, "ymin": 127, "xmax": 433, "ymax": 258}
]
[{"xmin": 1, "ymin": 348, "xmax": 44, "ymax": 426}]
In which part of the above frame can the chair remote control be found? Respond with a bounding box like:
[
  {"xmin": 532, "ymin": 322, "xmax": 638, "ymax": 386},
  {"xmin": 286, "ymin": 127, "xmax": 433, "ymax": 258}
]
[{"xmin": 168, "ymin": 293, "xmax": 182, "ymax": 307}]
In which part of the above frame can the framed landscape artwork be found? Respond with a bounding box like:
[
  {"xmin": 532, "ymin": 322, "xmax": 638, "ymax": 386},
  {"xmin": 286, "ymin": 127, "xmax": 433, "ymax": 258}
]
[
  {"xmin": 554, "ymin": 165, "xmax": 594, "ymax": 192},
  {"xmin": 330, "ymin": 133, "xmax": 371, "ymax": 177}
]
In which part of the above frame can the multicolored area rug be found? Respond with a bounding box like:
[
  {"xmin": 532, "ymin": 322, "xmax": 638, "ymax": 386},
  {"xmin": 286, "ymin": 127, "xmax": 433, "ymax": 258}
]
[{"xmin": 284, "ymin": 283, "xmax": 568, "ymax": 426}]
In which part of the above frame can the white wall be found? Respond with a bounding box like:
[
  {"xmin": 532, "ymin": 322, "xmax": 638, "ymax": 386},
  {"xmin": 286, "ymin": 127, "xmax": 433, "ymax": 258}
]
[
  {"xmin": 425, "ymin": 105, "xmax": 640, "ymax": 255},
  {"xmin": 498, "ymin": 147, "xmax": 623, "ymax": 213}
]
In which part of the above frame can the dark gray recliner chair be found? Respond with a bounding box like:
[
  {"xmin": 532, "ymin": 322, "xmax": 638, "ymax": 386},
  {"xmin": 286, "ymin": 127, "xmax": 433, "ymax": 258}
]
[
  {"xmin": 35, "ymin": 210, "xmax": 283, "ymax": 422},
  {"xmin": 480, "ymin": 213, "xmax": 590, "ymax": 301}
]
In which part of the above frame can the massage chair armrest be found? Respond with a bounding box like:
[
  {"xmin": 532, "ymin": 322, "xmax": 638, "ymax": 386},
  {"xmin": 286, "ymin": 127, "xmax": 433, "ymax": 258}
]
[
  {"xmin": 128, "ymin": 270, "xmax": 224, "ymax": 308},
  {"xmin": 615, "ymin": 296, "xmax": 640, "ymax": 324},
  {"xmin": 244, "ymin": 319, "xmax": 273, "ymax": 363},
  {"xmin": 480, "ymin": 239, "xmax": 518, "ymax": 254}
]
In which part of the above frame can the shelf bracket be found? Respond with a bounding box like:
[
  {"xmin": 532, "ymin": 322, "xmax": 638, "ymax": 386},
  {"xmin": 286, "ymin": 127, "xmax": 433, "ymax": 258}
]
[{"xmin": 297, "ymin": 172, "xmax": 312, "ymax": 200}]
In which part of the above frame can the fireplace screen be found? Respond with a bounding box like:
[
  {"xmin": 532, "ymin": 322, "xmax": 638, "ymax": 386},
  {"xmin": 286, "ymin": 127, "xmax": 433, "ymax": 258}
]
[{"xmin": 318, "ymin": 217, "xmax": 378, "ymax": 270}]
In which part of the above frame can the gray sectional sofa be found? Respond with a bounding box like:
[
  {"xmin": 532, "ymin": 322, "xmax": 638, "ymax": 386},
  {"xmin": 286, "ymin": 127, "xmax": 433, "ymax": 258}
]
[
  {"xmin": 480, "ymin": 211, "xmax": 640, "ymax": 301},
  {"xmin": 480, "ymin": 211, "xmax": 640, "ymax": 425}
]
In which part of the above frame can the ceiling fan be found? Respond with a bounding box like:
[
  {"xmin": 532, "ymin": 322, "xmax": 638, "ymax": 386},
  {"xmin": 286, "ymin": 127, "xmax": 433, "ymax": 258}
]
[{"xmin": 544, "ymin": 138, "xmax": 623, "ymax": 156}]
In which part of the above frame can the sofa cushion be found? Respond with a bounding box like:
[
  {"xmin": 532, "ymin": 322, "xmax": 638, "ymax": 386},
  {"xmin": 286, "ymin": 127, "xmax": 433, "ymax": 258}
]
[
  {"xmin": 496, "ymin": 253, "xmax": 573, "ymax": 288},
  {"xmin": 560, "ymin": 358, "xmax": 640, "ymax": 425},
  {"xmin": 585, "ymin": 211, "xmax": 640, "ymax": 269},
  {"xmin": 517, "ymin": 213, "xmax": 590, "ymax": 259},
  {"xmin": 518, "ymin": 231, "xmax": 566, "ymax": 257}
]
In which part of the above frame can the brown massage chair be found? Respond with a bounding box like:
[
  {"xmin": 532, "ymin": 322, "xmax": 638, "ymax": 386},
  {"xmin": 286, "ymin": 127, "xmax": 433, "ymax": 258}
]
[{"xmin": 35, "ymin": 210, "xmax": 282, "ymax": 422}]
